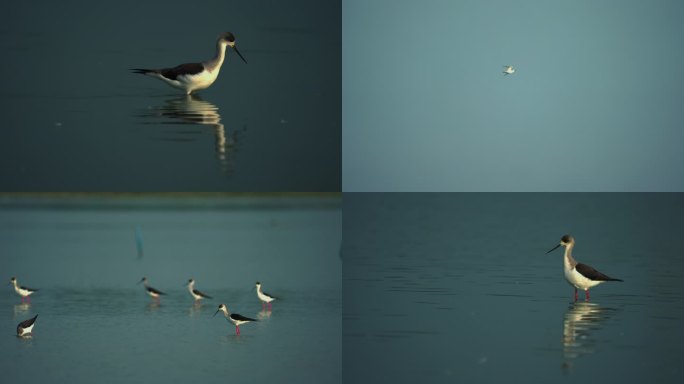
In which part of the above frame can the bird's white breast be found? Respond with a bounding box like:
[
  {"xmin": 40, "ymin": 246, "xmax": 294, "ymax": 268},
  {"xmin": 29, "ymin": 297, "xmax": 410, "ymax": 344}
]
[
  {"xmin": 564, "ymin": 267, "xmax": 603, "ymax": 290},
  {"xmin": 181, "ymin": 69, "xmax": 219, "ymax": 92},
  {"xmin": 15, "ymin": 286, "xmax": 32, "ymax": 296},
  {"xmin": 257, "ymin": 290, "xmax": 274, "ymax": 303},
  {"xmin": 19, "ymin": 323, "xmax": 34, "ymax": 336}
]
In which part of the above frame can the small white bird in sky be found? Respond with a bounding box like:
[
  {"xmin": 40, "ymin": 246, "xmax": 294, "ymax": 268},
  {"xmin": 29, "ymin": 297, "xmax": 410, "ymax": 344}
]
[{"xmin": 503, "ymin": 65, "xmax": 515, "ymax": 75}]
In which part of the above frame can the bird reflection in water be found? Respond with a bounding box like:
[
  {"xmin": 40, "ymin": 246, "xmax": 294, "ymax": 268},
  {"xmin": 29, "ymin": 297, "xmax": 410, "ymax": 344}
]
[
  {"xmin": 137, "ymin": 95, "xmax": 247, "ymax": 174},
  {"xmin": 13, "ymin": 303, "xmax": 31, "ymax": 318},
  {"xmin": 146, "ymin": 301, "xmax": 161, "ymax": 313},
  {"xmin": 257, "ymin": 309, "xmax": 272, "ymax": 320},
  {"xmin": 188, "ymin": 301, "xmax": 205, "ymax": 317},
  {"xmin": 561, "ymin": 302, "xmax": 615, "ymax": 375}
]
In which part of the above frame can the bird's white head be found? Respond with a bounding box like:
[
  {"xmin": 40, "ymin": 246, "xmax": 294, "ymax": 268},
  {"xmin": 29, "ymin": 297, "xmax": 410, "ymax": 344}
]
[
  {"xmin": 546, "ymin": 234, "xmax": 575, "ymax": 254},
  {"xmin": 187, "ymin": 278, "xmax": 195, "ymax": 287},
  {"xmin": 213, "ymin": 304, "xmax": 229, "ymax": 317},
  {"xmin": 218, "ymin": 32, "xmax": 247, "ymax": 64},
  {"xmin": 218, "ymin": 32, "xmax": 236, "ymax": 47},
  {"xmin": 560, "ymin": 234, "xmax": 575, "ymax": 246}
]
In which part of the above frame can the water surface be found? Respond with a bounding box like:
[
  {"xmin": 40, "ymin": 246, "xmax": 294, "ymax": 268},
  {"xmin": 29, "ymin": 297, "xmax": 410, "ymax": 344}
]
[
  {"xmin": 0, "ymin": 195, "xmax": 341, "ymax": 383},
  {"xmin": 0, "ymin": 0, "xmax": 341, "ymax": 191},
  {"xmin": 343, "ymin": 193, "xmax": 684, "ymax": 383}
]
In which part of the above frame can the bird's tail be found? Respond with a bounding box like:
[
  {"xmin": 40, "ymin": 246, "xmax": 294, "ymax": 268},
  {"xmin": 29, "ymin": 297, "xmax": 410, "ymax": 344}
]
[
  {"xmin": 129, "ymin": 68, "xmax": 157, "ymax": 75},
  {"xmin": 608, "ymin": 278, "xmax": 623, "ymax": 282}
]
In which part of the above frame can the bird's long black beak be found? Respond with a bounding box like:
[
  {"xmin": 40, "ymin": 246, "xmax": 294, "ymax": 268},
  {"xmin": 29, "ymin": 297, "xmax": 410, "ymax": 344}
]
[
  {"xmin": 546, "ymin": 243, "xmax": 562, "ymax": 254},
  {"xmin": 213, "ymin": 309, "xmax": 220, "ymax": 317},
  {"xmin": 233, "ymin": 45, "xmax": 247, "ymax": 64},
  {"xmin": 136, "ymin": 279, "xmax": 143, "ymax": 285}
]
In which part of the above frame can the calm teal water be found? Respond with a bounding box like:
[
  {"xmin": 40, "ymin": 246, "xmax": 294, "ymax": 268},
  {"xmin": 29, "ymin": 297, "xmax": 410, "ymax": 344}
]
[
  {"xmin": 0, "ymin": 195, "xmax": 341, "ymax": 383},
  {"xmin": 343, "ymin": 193, "xmax": 684, "ymax": 383},
  {"xmin": 0, "ymin": 0, "xmax": 340, "ymax": 191}
]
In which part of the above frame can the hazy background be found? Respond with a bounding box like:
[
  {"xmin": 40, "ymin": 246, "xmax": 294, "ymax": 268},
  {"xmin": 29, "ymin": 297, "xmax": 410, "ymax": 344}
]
[{"xmin": 343, "ymin": 0, "xmax": 684, "ymax": 191}]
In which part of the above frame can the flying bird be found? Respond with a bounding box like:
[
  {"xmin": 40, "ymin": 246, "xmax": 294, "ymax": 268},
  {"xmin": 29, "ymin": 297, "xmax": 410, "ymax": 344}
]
[{"xmin": 503, "ymin": 65, "xmax": 515, "ymax": 75}]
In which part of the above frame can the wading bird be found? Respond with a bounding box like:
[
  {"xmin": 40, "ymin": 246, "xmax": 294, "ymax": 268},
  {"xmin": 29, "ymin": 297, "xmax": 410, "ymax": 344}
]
[
  {"xmin": 131, "ymin": 32, "xmax": 247, "ymax": 95},
  {"xmin": 546, "ymin": 235, "xmax": 623, "ymax": 301}
]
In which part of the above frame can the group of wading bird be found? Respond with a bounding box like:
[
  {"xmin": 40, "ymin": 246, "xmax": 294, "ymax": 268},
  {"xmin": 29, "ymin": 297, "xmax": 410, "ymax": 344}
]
[
  {"xmin": 9, "ymin": 277, "xmax": 278, "ymax": 337},
  {"xmin": 10, "ymin": 234, "xmax": 623, "ymax": 337}
]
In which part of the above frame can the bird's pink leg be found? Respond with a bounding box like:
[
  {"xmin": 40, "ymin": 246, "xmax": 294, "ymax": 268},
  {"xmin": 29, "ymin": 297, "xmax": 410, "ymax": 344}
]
[
  {"xmin": 262, "ymin": 302, "xmax": 265, "ymax": 310},
  {"xmin": 236, "ymin": 326, "xmax": 240, "ymax": 335},
  {"xmin": 27, "ymin": 296, "xmax": 30, "ymax": 303},
  {"xmin": 20, "ymin": 296, "xmax": 24, "ymax": 303},
  {"xmin": 574, "ymin": 288, "xmax": 578, "ymax": 302},
  {"xmin": 585, "ymin": 290, "xmax": 590, "ymax": 301},
  {"xmin": 268, "ymin": 302, "xmax": 272, "ymax": 310}
]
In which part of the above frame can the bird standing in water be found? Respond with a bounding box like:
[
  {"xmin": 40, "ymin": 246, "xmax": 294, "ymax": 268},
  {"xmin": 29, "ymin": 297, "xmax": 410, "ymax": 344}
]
[
  {"xmin": 138, "ymin": 277, "xmax": 167, "ymax": 302},
  {"xmin": 255, "ymin": 281, "xmax": 278, "ymax": 310},
  {"xmin": 214, "ymin": 304, "xmax": 257, "ymax": 335},
  {"xmin": 9, "ymin": 277, "xmax": 38, "ymax": 303},
  {"xmin": 546, "ymin": 235, "xmax": 623, "ymax": 301},
  {"xmin": 131, "ymin": 32, "xmax": 247, "ymax": 95}
]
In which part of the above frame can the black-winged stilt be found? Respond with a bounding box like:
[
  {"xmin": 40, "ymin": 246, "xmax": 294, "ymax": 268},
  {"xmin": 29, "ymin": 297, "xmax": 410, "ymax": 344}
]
[
  {"xmin": 17, "ymin": 314, "xmax": 38, "ymax": 337},
  {"xmin": 138, "ymin": 277, "xmax": 167, "ymax": 301},
  {"xmin": 546, "ymin": 235, "xmax": 623, "ymax": 301},
  {"xmin": 214, "ymin": 304, "xmax": 257, "ymax": 335},
  {"xmin": 187, "ymin": 279, "xmax": 212, "ymax": 301},
  {"xmin": 130, "ymin": 32, "xmax": 247, "ymax": 95},
  {"xmin": 9, "ymin": 277, "xmax": 38, "ymax": 303},
  {"xmin": 255, "ymin": 282, "xmax": 278, "ymax": 310}
]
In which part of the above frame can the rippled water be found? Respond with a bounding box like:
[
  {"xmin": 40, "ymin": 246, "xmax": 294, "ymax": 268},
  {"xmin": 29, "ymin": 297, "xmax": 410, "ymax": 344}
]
[
  {"xmin": 0, "ymin": 0, "xmax": 341, "ymax": 191},
  {"xmin": 0, "ymin": 195, "xmax": 341, "ymax": 383},
  {"xmin": 343, "ymin": 193, "xmax": 684, "ymax": 383},
  {"xmin": 134, "ymin": 95, "xmax": 247, "ymax": 175}
]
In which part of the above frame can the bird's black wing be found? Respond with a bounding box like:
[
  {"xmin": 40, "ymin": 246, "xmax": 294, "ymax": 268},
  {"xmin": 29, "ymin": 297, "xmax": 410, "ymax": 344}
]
[
  {"xmin": 576, "ymin": 263, "xmax": 623, "ymax": 281},
  {"xmin": 194, "ymin": 289, "xmax": 212, "ymax": 299},
  {"xmin": 20, "ymin": 285, "xmax": 38, "ymax": 292},
  {"xmin": 264, "ymin": 291, "xmax": 279, "ymax": 300},
  {"xmin": 160, "ymin": 63, "xmax": 204, "ymax": 80},
  {"xmin": 17, "ymin": 314, "xmax": 38, "ymax": 332},
  {"xmin": 147, "ymin": 287, "xmax": 167, "ymax": 295},
  {"xmin": 231, "ymin": 313, "xmax": 257, "ymax": 322}
]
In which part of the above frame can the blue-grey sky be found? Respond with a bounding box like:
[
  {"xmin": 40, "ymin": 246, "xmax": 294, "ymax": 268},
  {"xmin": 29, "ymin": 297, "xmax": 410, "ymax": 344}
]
[{"xmin": 343, "ymin": 0, "xmax": 684, "ymax": 191}]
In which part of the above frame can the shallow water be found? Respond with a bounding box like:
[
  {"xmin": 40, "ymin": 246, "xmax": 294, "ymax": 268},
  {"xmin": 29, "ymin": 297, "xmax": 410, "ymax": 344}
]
[
  {"xmin": 0, "ymin": 0, "xmax": 341, "ymax": 191},
  {"xmin": 343, "ymin": 193, "xmax": 684, "ymax": 383},
  {"xmin": 0, "ymin": 195, "xmax": 341, "ymax": 383}
]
